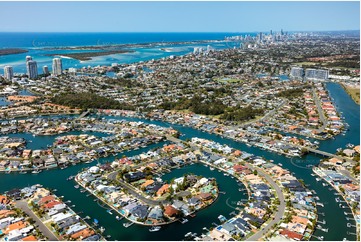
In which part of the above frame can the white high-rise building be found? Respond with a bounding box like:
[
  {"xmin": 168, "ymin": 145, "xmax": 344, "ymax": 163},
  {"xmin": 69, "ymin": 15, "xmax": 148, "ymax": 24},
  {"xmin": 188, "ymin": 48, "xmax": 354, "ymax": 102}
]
[
  {"xmin": 4, "ymin": 66, "xmax": 14, "ymax": 81},
  {"xmin": 52, "ymin": 58, "xmax": 63, "ymax": 76},
  {"xmin": 26, "ymin": 60, "xmax": 38, "ymax": 79},
  {"xmin": 26, "ymin": 56, "xmax": 32, "ymax": 62},
  {"xmin": 43, "ymin": 66, "xmax": 49, "ymax": 75},
  {"xmin": 290, "ymin": 67, "xmax": 304, "ymax": 79},
  {"xmin": 305, "ymin": 68, "xmax": 329, "ymax": 81}
]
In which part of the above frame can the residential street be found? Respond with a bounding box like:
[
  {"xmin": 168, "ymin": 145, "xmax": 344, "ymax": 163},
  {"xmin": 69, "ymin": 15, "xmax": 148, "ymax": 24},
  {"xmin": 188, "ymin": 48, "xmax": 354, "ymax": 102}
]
[{"xmin": 15, "ymin": 200, "xmax": 59, "ymax": 241}]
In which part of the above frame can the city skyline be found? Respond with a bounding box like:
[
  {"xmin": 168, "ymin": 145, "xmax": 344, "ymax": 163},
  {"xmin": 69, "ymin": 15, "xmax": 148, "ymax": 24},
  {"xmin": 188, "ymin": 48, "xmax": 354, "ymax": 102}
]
[{"xmin": 0, "ymin": 1, "xmax": 359, "ymax": 32}]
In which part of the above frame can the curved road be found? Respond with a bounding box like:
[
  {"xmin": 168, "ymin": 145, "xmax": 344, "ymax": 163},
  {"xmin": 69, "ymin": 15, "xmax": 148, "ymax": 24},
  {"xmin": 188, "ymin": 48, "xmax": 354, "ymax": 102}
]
[
  {"xmin": 167, "ymin": 137, "xmax": 287, "ymax": 241},
  {"xmin": 107, "ymin": 171, "xmax": 165, "ymax": 206}
]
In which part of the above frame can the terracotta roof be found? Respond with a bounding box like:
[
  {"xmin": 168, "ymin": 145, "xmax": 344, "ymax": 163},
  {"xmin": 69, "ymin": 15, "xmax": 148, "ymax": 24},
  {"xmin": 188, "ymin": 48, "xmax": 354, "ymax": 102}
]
[
  {"xmin": 21, "ymin": 235, "xmax": 38, "ymax": 241},
  {"xmin": 156, "ymin": 184, "xmax": 169, "ymax": 196},
  {"xmin": 43, "ymin": 200, "xmax": 62, "ymax": 209},
  {"xmin": 164, "ymin": 205, "xmax": 179, "ymax": 217},
  {"xmin": 141, "ymin": 180, "xmax": 154, "ymax": 188},
  {"xmin": 0, "ymin": 195, "xmax": 11, "ymax": 205},
  {"xmin": 70, "ymin": 228, "xmax": 95, "ymax": 240},
  {"xmin": 280, "ymin": 229, "xmax": 303, "ymax": 240},
  {"xmin": 5, "ymin": 221, "xmax": 27, "ymax": 234},
  {"xmin": 38, "ymin": 195, "xmax": 56, "ymax": 205}
]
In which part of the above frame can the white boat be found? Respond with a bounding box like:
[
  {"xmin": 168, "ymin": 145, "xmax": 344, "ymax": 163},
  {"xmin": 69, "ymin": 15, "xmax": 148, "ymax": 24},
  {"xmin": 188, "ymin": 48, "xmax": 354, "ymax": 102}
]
[
  {"xmin": 179, "ymin": 218, "xmax": 188, "ymax": 224},
  {"xmin": 123, "ymin": 222, "xmax": 134, "ymax": 228},
  {"xmin": 185, "ymin": 232, "xmax": 192, "ymax": 237},
  {"xmin": 149, "ymin": 226, "xmax": 161, "ymax": 232},
  {"xmin": 74, "ymin": 185, "xmax": 80, "ymax": 189},
  {"xmin": 32, "ymin": 170, "xmax": 41, "ymax": 174}
]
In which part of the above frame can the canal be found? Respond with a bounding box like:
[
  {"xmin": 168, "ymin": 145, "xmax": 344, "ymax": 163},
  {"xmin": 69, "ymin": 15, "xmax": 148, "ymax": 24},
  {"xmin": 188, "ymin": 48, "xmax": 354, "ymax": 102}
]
[{"xmin": 0, "ymin": 82, "xmax": 359, "ymax": 241}]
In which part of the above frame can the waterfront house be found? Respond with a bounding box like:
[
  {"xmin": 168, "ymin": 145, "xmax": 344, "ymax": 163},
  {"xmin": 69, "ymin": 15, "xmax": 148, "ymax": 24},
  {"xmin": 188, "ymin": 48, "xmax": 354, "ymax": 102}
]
[
  {"xmin": 164, "ymin": 205, "xmax": 180, "ymax": 218},
  {"xmin": 280, "ymin": 229, "xmax": 303, "ymax": 241},
  {"xmin": 188, "ymin": 197, "xmax": 201, "ymax": 207},
  {"xmin": 130, "ymin": 205, "xmax": 149, "ymax": 220},
  {"xmin": 65, "ymin": 222, "xmax": 87, "ymax": 235},
  {"xmin": 172, "ymin": 200, "xmax": 190, "ymax": 216},
  {"xmin": 147, "ymin": 206, "xmax": 164, "ymax": 223},
  {"xmin": 220, "ymin": 222, "xmax": 238, "ymax": 236}
]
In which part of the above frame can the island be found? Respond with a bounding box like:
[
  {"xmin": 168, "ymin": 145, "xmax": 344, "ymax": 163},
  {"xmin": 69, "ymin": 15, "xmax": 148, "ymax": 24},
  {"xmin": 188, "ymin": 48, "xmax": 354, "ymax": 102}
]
[
  {"xmin": 45, "ymin": 50, "xmax": 134, "ymax": 61},
  {"xmin": 0, "ymin": 48, "xmax": 28, "ymax": 56}
]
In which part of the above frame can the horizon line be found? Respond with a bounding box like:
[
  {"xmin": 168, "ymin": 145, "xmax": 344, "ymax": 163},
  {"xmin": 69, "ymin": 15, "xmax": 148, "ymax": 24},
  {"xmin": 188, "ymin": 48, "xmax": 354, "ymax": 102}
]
[{"xmin": 0, "ymin": 30, "xmax": 359, "ymax": 34}]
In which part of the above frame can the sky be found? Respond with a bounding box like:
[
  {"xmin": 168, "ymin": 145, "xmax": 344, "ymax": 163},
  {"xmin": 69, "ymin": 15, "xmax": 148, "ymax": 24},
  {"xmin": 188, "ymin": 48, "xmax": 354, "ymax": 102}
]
[{"xmin": 0, "ymin": 1, "xmax": 359, "ymax": 32}]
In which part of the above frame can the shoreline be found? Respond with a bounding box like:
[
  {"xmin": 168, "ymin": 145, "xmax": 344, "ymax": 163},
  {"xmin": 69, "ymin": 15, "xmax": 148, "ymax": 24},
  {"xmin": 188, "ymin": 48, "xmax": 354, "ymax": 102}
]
[
  {"xmin": 340, "ymin": 83, "xmax": 360, "ymax": 105},
  {"xmin": 312, "ymin": 166, "xmax": 359, "ymax": 240},
  {"xmin": 75, "ymin": 166, "xmax": 219, "ymax": 227}
]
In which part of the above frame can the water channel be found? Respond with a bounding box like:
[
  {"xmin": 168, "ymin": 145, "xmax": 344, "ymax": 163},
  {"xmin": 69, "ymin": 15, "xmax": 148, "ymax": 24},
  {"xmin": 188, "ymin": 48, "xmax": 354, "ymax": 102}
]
[{"xmin": 0, "ymin": 82, "xmax": 359, "ymax": 240}]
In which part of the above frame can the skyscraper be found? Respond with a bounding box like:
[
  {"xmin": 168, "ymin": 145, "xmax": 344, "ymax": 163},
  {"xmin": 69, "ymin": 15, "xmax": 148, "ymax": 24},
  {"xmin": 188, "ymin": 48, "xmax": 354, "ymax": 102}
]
[
  {"xmin": 43, "ymin": 66, "xmax": 49, "ymax": 75},
  {"xmin": 26, "ymin": 56, "xmax": 32, "ymax": 62},
  {"xmin": 52, "ymin": 58, "xmax": 63, "ymax": 76},
  {"xmin": 4, "ymin": 66, "xmax": 14, "ymax": 81},
  {"xmin": 26, "ymin": 60, "xmax": 38, "ymax": 79}
]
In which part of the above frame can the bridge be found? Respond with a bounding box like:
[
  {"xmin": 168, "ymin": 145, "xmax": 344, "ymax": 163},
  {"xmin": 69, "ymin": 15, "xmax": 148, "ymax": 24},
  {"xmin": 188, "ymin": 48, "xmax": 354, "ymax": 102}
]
[
  {"xmin": 167, "ymin": 131, "xmax": 355, "ymax": 165},
  {"xmin": 302, "ymin": 146, "xmax": 355, "ymax": 163},
  {"xmin": 77, "ymin": 110, "xmax": 90, "ymax": 119}
]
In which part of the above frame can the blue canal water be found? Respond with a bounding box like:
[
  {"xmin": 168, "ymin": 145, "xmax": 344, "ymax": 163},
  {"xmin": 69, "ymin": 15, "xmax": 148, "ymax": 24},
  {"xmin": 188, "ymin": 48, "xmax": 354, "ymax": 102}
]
[
  {"xmin": 0, "ymin": 82, "xmax": 358, "ymax": 240},
  {"xmin": 0, "ymin": 32, "xmax": 254, "ymax": 74}
]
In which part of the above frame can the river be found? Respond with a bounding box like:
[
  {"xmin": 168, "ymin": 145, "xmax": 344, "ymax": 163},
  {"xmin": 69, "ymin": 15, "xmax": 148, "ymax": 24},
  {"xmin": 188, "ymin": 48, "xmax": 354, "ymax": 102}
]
[{"xmin": 0, "ymin": 82, "xmax": 358, "ymax": 241}]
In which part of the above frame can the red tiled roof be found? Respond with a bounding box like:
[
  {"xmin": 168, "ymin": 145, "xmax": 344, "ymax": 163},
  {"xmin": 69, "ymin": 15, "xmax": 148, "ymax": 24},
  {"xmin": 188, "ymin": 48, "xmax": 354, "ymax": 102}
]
[{"xmin": 280, "ymin": 229, "xmax": 303, "ymax": 240}]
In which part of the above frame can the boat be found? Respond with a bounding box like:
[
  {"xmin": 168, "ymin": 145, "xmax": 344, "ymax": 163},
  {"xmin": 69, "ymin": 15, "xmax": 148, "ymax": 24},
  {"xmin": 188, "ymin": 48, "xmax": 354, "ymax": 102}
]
[
  {"xmin": 218, "ymin": 215, "xmax": 227, "ymax": 223},
  {"xmin": 32, "ymin": 170, "xmax": 41, "ymax": 174},
  {"xmin": 185, "ymin": 232, "xmax": 192, "ymax": 237},
  {"xmin": 107, "ymin": 209, "xmax": 113, "ymax": 215},
  {"xmin": 93, "ymin": 218, "xmax": 99, "ymax": 227},
  {"xmin": 179, "ymin": 218, "xmax": 188, "ymax": 224},
  {"xmin": 74, "ymin": 185, "xmax": 80, "ymax": 189},
  {"xmin": 19, "ymin": 171, "xmax": 27, "ymax": 174},
  {"xmin": 316, "ymin": 202, "xmax": 324, "ymax": 207},
  {"xmin": 149, "ymin": 226, "xmax": 161, "ymax": 232},
  {"xmin": 278, "ymin": 163, "xmax": 283, "ymax": 167},
  {"xmin": 116, "ymin": 216, "xmax": 122, "ymax": 221},
  {"xmin": 316, "ymin": 178, "xmax": 321, "ymax": 181},
  {"xmin": 123, "ymin": 222, "xmax": 134, "ymax": 228},
  {"xmin": 189, "ymin": 213, "xmax": 196, "ymax": 218}
]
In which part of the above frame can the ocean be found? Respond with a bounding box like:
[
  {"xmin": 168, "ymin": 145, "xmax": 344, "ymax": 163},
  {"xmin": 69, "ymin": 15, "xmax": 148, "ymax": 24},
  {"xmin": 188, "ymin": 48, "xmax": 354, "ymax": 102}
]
[{"xmin": 0, "ymin": 32, "xmax": 255, "ymax": 74}]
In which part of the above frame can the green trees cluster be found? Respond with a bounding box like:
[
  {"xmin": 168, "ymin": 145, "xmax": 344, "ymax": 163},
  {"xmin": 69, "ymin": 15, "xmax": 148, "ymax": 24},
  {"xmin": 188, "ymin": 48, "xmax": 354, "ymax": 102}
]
[
  {"xmin": 276, "ymin": 88, "xmax": 304, "ymax": 99},
  {"xmin": 220, "ymin": 106, "xmax": 264, "ymax": 121},
  {"xmin": 159, "ymin": 95, "xmax": 227, "ymax": 116},
  {"xmin": 51, "ymin": 92, "xmax": 135, "ymax": 110}
]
